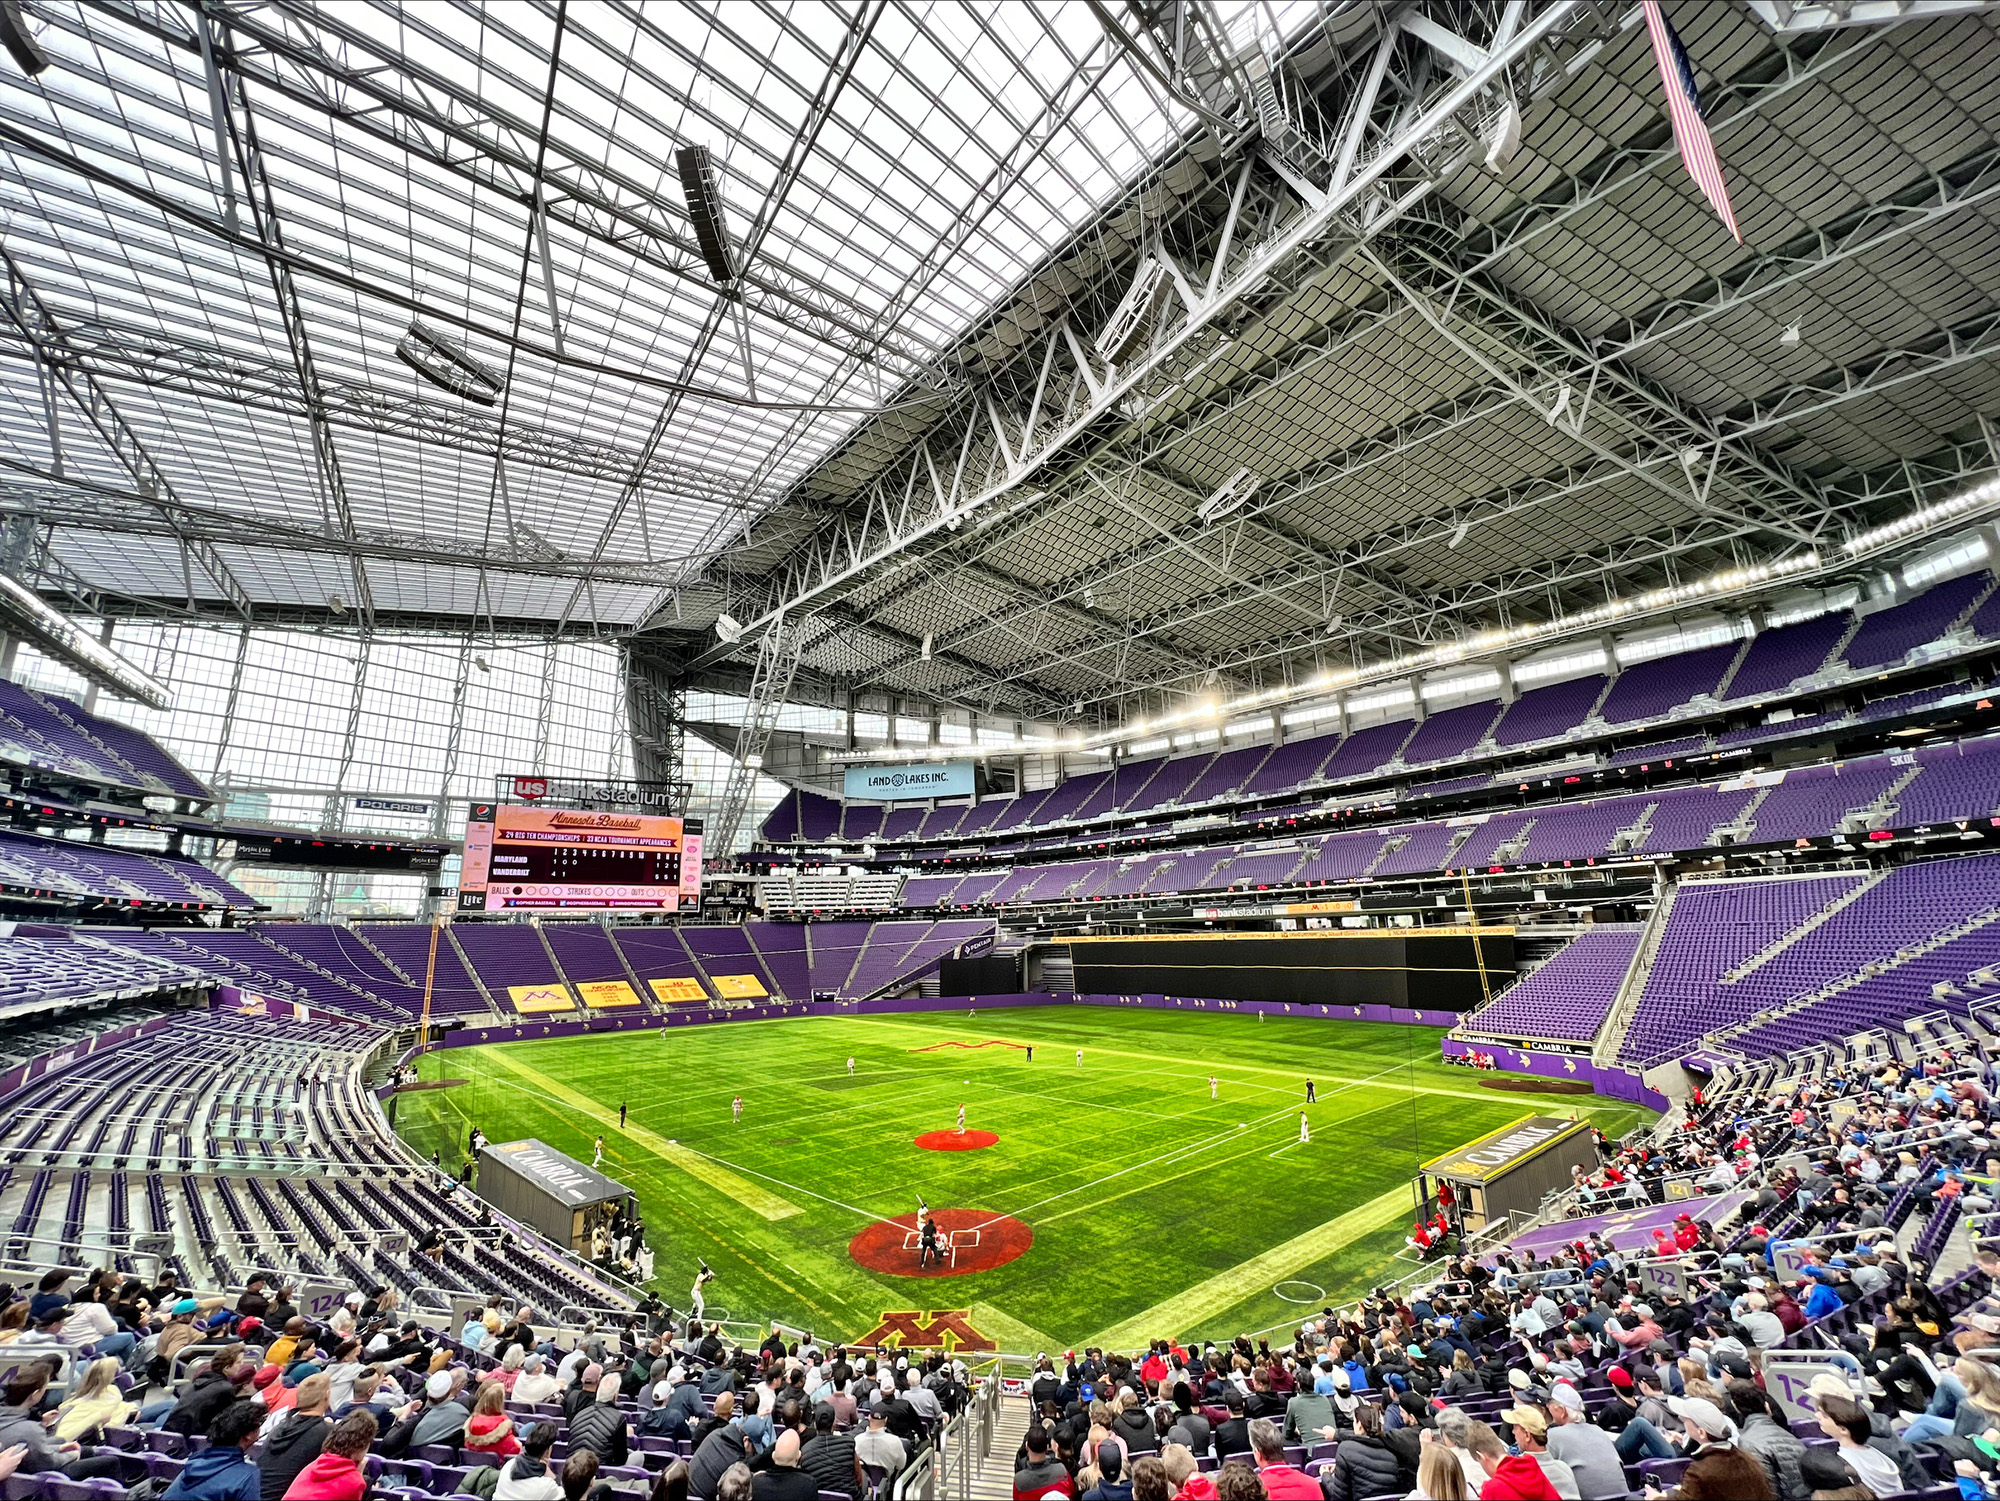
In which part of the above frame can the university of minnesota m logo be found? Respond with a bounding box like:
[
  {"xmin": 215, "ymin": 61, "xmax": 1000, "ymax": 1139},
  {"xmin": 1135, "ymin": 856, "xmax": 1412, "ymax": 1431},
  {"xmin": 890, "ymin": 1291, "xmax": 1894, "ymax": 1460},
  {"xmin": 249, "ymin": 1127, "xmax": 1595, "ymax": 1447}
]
[{"xmin": 852, "ymin": 1310, "xmax": 995, "ymax": 1352}]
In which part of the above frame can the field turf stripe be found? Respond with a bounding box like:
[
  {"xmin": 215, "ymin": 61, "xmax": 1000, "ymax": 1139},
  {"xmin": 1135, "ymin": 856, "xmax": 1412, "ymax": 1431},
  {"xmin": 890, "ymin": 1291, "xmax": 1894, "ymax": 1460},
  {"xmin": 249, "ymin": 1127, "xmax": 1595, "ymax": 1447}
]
[
  {"xmin": 1082, "ymin": 1185, "xmax": 1411, "ymax": 1349},
  {"xmin": 483, "ymin": 1048, "xmax": 803, "ymax": 1221}
]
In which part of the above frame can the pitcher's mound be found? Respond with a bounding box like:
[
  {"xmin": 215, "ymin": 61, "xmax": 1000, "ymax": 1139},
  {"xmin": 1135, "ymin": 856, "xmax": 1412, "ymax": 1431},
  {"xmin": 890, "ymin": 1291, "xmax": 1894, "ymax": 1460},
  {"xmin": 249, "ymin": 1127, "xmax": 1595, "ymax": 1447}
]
[
  {"xmin": 915, "ymin": 1129, "xmax": 998, "ymax": 1150},
  {"xmin": 849, "ymin": 1209, "xmax": 1031, "ymax": 1277}
]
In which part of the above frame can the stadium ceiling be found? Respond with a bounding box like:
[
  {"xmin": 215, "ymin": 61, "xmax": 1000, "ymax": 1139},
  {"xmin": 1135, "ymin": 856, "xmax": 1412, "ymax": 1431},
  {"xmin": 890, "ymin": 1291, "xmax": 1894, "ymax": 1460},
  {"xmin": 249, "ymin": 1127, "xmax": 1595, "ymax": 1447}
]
[{"xmin": 0, "ymin": 2, "xmax": 1997, "ymax": 728}]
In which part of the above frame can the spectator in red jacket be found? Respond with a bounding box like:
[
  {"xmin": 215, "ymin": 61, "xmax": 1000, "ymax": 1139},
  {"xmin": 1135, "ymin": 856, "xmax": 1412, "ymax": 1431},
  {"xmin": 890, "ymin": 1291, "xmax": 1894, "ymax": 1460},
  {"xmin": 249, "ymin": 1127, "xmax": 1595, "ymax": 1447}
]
[
  {"xmin": 1466, "ymin": 1419, "xmax": 1558, "ymax": 1500},
  {"xmin": 282, "ymin": 1411, "xmax": 376, "ymax": 1501},
  {"xmin": 1245, "ymin": 1420, "xmax": 1315, "ymax": 1501},
  {"xmin": 465, "ymin": 1382, "xmax": 522, "ymax": 1459}
]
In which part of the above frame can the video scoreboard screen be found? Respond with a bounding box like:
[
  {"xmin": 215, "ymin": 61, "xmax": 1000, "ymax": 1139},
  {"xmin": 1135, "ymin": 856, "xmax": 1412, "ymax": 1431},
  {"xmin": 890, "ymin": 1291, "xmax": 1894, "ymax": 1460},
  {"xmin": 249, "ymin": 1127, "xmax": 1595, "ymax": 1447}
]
[{"xmin": 458, "ymin": 804, "xmax": 702, "ymax": 912}]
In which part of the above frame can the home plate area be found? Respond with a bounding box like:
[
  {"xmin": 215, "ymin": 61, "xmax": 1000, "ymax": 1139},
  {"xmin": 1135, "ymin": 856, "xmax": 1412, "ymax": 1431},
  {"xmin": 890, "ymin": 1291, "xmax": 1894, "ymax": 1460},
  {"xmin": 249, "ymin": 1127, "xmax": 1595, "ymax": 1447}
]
[{"xmin": 848, "ymin": 1208, "xmax": 1032, "ymax": 1276}]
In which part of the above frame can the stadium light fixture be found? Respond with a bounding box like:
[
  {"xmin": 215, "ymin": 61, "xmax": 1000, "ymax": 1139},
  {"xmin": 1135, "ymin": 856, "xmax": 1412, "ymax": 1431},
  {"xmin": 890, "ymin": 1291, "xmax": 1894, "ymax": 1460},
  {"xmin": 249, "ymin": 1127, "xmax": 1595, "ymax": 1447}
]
[
  {"xmin": 0, "ymin": 573, "xmax": 172, "ymax": 709},
  {"xmin": 1842, "ymin": 474, "xmax": 2000, "ymax": 558},
  {"xmin": 1088, "ymin": 550, "xmax": 1824, "ymax": 754}
]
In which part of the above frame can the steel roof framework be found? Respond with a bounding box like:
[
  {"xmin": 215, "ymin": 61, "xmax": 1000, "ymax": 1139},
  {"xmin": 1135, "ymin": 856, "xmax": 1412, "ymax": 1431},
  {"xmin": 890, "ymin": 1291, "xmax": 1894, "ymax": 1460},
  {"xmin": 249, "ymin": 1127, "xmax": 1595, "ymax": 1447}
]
[{"xmin": 0, "ymin": 0, "xmax": 1989, "ymax": 744}]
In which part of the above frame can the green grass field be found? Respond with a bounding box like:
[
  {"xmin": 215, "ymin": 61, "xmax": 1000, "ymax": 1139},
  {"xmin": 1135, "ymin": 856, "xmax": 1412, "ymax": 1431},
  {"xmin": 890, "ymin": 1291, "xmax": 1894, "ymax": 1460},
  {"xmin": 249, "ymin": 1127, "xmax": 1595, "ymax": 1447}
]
[{"xmin": 394, "ymin": 1006, "xmax": 1650, "ymax": 1352}]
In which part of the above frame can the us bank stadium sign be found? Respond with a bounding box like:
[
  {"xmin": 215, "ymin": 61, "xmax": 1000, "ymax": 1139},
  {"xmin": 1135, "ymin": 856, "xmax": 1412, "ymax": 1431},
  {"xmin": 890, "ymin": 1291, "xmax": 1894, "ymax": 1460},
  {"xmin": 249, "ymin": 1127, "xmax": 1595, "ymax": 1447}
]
[{"xmin": 500, "ymin": 775, "xmax": 690, "ymax": 813}]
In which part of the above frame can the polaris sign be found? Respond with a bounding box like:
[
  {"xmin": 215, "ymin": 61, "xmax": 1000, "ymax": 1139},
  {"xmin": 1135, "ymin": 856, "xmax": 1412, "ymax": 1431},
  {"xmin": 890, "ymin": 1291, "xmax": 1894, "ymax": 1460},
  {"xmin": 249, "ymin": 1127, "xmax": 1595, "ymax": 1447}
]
[{"xmin": 843, "ymin": 761, "xmax": 974, "ymax": 803}]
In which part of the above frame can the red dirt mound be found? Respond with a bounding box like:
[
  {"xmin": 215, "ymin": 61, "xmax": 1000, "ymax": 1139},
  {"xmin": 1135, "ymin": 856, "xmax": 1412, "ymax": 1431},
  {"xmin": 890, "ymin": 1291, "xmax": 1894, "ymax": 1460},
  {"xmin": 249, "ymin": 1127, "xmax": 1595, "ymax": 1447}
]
[
  {"xmin": 914, "ymin": 1128, "xmax": 999, "ymax": 1151},
  {"xmin": 849, "ymin": 1208, "xmax": 1032, "ymax": 1277}
]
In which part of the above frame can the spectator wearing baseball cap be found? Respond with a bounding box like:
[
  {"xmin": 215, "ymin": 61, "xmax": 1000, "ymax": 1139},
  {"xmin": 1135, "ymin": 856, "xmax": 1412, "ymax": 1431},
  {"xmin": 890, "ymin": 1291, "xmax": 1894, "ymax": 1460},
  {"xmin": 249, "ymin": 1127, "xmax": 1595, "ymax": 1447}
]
[{"xmin": 1500, "ymin": 1406, "xmax": 1577, "ymax": 1500}]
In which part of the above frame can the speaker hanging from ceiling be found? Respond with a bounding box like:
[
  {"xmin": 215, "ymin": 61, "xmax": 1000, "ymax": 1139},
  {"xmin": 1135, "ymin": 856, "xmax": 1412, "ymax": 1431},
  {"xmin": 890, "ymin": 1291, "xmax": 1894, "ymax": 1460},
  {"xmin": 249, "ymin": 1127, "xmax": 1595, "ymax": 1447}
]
[
  {"xmin": 675, "ymin": 145, "xmax": 736, "ymax": 285},
  {"xmin": 0, "ymin": 0, "xmax": 49, "ymax": 75}
]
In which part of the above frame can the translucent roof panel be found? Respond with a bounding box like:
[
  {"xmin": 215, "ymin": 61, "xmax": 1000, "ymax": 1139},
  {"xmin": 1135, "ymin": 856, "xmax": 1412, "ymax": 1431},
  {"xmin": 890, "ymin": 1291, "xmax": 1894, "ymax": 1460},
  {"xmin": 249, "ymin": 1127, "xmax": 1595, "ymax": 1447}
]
[{"xmin": 0, "ymin": 0, "xmax": 1270, "ymax": 622}]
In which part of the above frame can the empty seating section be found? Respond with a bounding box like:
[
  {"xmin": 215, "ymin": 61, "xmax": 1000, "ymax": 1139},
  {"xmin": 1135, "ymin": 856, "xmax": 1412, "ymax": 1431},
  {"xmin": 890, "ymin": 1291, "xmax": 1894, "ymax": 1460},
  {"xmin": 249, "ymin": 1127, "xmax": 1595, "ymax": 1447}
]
[
  {"xmin": 0, "ymin": 830, "xmax": 254, "ymax": 909},
  {"xmin": 877, "ymin": 806, "xmax": 927, "ymax": 842},
  {"xmin": 0, "ymin": 680, "xmax": 208, "ymax": 796},
  {"xmin": 1179, "ymin": 744, "xmax": 1271, "ymax": 805},
  {"xmin": 1516, "ymin": 796, "xmax": 1645, "ymax": 864},
  {"xmin": 1401, "ymin": 701, "xmax": 1501, "ymax": 765},
  {"xmin": 1724, "ymin": 612, "xmax": 1846, "ymax": 698},
  {"xmin": 355, "ymin": 925, "xmax": 490, "ymax": 1015},
  {"xmin": 1715, "ymin": 708, "xmax": 1846, "ymax": 747},
  {"xmin": 1371, "ymin": 820, "xmax": 1472, "ymax": 877},
  {"xmin": 1741, "ymin": 760, "xmax": 1902, "ymax": 843},
  {"xmin": 543, "ymin": 924, "xmax": 634, "ymax": 985},
  {"xmin": 1493, "ymin": 675, "xmax": 1606, "ymax": 746},
  {"xmin": 55, "ymin": 700, "xmax": 209, "ymax": 799},
  {"xmin": 1125, "ymin": 752, "xmax": 1213, "ymax": 812},
  {"xmin": 0, "ymin": 934, "xmax": 199, "ymax": 1013},
  {"xmin": 1620, "ymin": 872, "xmax": 1870, "ymax": 1064},
  {"xmin": 840, "ymin": 804, "xmax": 884, "ymax": 842},
  {"xmin": 605, "ymin": 928, "xmax": 706, "ymax": 999},
  {"xmin": 756, "ymin": 571, "xmax": 2000, "ymax": 869},
  {"xmin": 1410, "ymin": 773, "xmax": 1490, "ymax": 798},
  {"xmin": 918, "ymin": 803, "xmax": 970, "ymax": 839},
  {"xmin": 452, "ymin": 925, "xmax": 562, "ymax": 1001},
  {"xmin": 679, "ymin": 926, "xmax": 776, "ymax": 996},
  {"xmin": 1462, "ymin": 926, "xmax": 1641, "ymax": 1042},
  {"xmin": 845, "ymin": 920, "xmax": 939, "ymax": 995},
  {"xmin": 806, "ymin": 920, "xmax": 872, "ymax": 994},
  {"xmin": 1318, "ymin": 720, "xmax": 1414, "ymax": 781},
  {"xmin": 1212, "ymin": 846, "xmax": 1307, "ymax": 888},
  {"xmin": 1029, "ymin": 770, "xmax": 1111, "ymax": 824},
  {"xmin": 1098, "ymin": 853, "xmax": 1182, "ymax": 896},
  {"xmin": 1631, "ymin": 786, "xmax": 1753, "ymax": 854},
  {"xmin": 1239, "ymin": 731, "xmax": 1339, "ymax": 796},
  {"xmin": 1298, "ymin": 829, "xmax": 1390, "ymax": 882},
  {"xmin": 1898, "ymin": 739, "xmax": 2000, "ymax": 824},
  {"xmin": 1597, "ymin": 644, "xmax": 1737, "ymax": 723},
  {"xmin": 746, "ymin": 922, "xmax": 810, "ymax": 998},
  {"xmin": 1843, "ymin": 572, "xmax": 1989, "ymax": 669},
  {"xmin": 1609, "ymin": 734, "xmax": 1709, "ymax": 767},
  {"xmin": 0, "ymin": 1006, "xmax": 636, "ymax": 1315},
  {"xmin": 0, "ymin": 1010, "xmax": 390, "ymax": 1178}
]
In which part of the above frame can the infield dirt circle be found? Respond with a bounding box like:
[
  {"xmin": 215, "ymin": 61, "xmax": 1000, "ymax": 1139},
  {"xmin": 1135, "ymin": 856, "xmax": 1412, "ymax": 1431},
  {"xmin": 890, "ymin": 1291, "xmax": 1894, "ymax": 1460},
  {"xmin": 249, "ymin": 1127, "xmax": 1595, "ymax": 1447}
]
[
  {"xmin": 848, "ymin": 1209, "xmax": 1032, "ymax": 1277},
  {"xmin": 913, "ymin": 1128, "xmax": 999, "ymax": 1151}
]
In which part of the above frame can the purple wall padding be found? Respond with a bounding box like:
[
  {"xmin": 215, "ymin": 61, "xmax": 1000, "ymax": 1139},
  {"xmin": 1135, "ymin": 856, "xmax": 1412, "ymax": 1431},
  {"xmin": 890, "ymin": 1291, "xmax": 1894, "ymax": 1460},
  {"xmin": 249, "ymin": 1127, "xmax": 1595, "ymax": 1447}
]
[{"xmin": 1439, "ymin": 1035, "xmax": 1669, "ymax": 1110}]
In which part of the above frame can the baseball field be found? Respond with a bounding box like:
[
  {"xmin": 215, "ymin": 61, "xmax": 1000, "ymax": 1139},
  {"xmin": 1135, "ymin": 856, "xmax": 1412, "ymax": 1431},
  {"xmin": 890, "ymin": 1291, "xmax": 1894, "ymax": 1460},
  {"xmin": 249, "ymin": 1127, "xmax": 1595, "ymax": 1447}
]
[{"xmin": 393, "ymin": 1005, "xmax": 1651, "ymax": 1352}]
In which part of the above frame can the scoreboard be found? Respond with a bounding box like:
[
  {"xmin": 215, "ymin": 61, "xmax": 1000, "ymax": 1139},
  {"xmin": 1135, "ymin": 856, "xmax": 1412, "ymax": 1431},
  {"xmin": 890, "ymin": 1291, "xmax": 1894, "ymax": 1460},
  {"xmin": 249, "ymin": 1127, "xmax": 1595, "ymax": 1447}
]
[{"xmin": 458, "ymin": 804, "xmax": 702, "ymax": 912}]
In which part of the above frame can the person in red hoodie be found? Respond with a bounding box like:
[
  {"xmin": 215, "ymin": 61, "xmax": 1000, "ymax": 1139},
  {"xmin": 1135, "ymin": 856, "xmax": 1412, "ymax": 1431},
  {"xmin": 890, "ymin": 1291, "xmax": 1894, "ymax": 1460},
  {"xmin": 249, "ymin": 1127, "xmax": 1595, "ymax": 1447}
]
[
  {"xmin": 1466, "ymin": 1419, "xmax": 1558, "ymax": 1500},
  {"xmin": 283, "ymin": 1411, "xmax": 376, "ymax": 1501}
]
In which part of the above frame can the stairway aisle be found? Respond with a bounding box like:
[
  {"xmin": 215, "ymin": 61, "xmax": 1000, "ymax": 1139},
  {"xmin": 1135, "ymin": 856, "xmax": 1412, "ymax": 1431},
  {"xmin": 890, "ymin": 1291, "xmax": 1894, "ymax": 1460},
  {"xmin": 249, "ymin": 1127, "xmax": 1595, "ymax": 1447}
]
[{"xmin": 967, "ymin": 1394, "xmax": 1032, "ymax": 1501}]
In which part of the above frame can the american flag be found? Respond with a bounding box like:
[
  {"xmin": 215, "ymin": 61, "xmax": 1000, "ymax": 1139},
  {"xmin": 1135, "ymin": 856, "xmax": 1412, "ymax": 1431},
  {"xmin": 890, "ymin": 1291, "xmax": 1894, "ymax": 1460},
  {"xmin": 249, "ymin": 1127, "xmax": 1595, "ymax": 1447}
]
[{"xmin": 1641, "ymin": 1, "xmax": 1742, "ymax": 244}]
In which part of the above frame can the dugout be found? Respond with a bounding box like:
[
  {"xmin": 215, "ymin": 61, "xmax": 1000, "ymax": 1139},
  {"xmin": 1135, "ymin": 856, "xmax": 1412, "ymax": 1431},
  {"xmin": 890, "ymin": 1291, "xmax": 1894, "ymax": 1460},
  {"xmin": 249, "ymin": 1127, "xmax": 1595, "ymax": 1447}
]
[
  {"xmin": 1063, "ymin": 928, "xmax": 1514, "ymax": 1011},
  {"xmin": 477, "ymin": 1138, "xmax": 633, "ymax": 1254},
  {"xmin": 1418, "ymin": 1114, "xmax": 1596, "ymax": 1232}
]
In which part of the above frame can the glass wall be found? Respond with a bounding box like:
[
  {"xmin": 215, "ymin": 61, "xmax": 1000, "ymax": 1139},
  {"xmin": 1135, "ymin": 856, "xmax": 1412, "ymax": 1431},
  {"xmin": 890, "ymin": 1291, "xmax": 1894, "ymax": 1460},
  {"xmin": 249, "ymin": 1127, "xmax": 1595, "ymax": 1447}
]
[{"xmin": 11, "ymin": 623, "xmax": 787, "ymax": 914}]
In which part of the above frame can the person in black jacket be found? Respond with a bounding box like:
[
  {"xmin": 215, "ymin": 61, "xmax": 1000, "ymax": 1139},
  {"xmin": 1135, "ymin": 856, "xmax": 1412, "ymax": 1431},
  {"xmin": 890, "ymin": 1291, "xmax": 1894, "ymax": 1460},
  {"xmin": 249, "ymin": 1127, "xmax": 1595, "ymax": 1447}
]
[
  {"xmin": 164, "ymin": 1348, "xmax": 251, "ymax": 1437},
  {"xmin": 800, "ymin": 1405, "xmax": 863, "ymax": 1501},
  {"xmin": 1323, "ymin": 1404, "xmax": 1402, "ymax": 1501},
  {"xmin": 258, "ymin": 1374, "xmax": 331, "ymax": 1501},
  {"xmin": 567, "ymin": 1376, "xmax": 630, "ymax": 1469},
  {"xmin": 1212, "ymin": 1389, "xmax": 1250, "ymax": 1461}
]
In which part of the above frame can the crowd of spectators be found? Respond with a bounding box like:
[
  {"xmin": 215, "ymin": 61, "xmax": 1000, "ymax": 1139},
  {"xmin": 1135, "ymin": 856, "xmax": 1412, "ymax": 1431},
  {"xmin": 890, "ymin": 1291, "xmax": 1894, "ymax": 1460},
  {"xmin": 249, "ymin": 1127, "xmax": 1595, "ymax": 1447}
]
[
  {"xmin": 0, "ymin": 1263, "xmax": 966, "ymax": 1501},
  {"xmin": 1000, "ymin": 1048, "xmax": 2000, "ymax": 1501}
]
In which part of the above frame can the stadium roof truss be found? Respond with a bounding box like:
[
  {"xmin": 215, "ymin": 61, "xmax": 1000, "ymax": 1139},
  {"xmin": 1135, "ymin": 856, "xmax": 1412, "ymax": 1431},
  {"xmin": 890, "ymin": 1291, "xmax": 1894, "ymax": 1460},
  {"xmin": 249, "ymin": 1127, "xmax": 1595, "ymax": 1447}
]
[{"xmin": 0, "ymin": 0, "xmax": 1992, "ymax": 731}]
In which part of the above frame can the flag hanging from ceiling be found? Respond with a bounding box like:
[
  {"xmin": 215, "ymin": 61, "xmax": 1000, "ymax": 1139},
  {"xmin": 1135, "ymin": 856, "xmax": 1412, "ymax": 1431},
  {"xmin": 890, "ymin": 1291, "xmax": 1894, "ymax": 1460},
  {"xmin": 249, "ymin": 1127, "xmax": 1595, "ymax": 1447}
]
[{"xmin": 1641, "ymin": 1, "xmax": 1743, "ymax": 244}]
